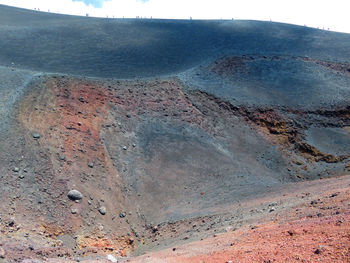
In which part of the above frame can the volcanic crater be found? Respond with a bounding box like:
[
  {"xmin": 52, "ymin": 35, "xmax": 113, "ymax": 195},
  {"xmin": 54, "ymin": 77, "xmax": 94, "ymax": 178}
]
[{"xmin": 0, "ymin": 4, "xmax": 350, "ymax": 262}]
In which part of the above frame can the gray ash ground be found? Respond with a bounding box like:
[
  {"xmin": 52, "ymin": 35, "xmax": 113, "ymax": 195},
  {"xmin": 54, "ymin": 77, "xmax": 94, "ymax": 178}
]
[{"xmin": 0, "ymin": 4, "xmax": 350, "ymax": 262}]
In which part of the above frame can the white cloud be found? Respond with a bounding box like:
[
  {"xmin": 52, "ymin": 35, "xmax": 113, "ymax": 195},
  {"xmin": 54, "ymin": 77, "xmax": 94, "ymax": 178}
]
[{"xmin": 0, "ymin": 0, "xmax": 349, "ymax": 33}]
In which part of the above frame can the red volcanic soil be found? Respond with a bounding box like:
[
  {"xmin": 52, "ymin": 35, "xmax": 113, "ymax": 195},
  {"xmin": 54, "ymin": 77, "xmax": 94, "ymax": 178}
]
[
  {"xmin": 128, "ymin": 176, "xmax": 350, "ymax": 263},
  {"xmin": 136, "ymin": 216, "xmax": 350, "ymax": 263}
]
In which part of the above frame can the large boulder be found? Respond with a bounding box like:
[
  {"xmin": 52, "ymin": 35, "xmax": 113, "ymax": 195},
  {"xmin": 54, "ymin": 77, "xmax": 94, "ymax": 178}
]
[{"xmin": 67, "ymin": 190, "xmax": 83, "ymax": 201}]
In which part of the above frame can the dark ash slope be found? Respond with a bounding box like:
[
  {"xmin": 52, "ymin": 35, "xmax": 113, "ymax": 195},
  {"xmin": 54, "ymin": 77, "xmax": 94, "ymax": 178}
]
[{"xmin": 1, "ymin": 4, "xmax": 350, "ymax": 79}]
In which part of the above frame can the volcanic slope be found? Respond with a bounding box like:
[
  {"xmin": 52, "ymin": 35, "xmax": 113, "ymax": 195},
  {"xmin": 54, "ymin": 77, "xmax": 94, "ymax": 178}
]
[{"xmin": 0, "ymin": 4, "xmax": 350, "ymax": 262}]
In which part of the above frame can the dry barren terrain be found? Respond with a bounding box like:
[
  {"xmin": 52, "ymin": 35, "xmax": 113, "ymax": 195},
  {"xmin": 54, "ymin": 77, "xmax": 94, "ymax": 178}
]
[{"xmin": 0, "ymin": 4, "xmax": 350, "ymax": 262}]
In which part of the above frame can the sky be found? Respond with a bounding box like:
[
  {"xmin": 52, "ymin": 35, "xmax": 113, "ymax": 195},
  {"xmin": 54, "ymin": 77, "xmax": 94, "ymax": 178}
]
[{"xmin": 0, "ymin": 0, "xmax": 350, "ymax": 33}]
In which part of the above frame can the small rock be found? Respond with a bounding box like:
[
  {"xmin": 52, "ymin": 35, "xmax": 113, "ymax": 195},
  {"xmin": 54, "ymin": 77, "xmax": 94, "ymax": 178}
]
[
  {"xmin": 119, "ymin": 212, "xmax": 126, "ymax": 218},
  {"xmin": 59, "ymin": 155, "xmax": 66, "ymax": 161},
  {"xmin": 287, "ymin": 230, "xmax": 295, "ymax": 236},
  {"xmin": 330, "ymin": 193, "xmax": 339, "ymax": 198},
  {"xmin": 19, "ymin": 174, "xmax": 25, "ymax": 179},
  {"xmin": 315, "ymin": 245, "xmax": 326, "ymax": 254},
  {"xmin": 172, "ymin": 248, "xmax": 176, "ymax": 251},
  {"xmin": 345, "ymin": 163, "xmax": 350, "ymax": 170},
  {"xmin": 107, "ymin": 254, "xmax": 118, "ymax": 262},
  {"xmin": 8, "ymin": 218, "xmax": 15, "ymax": 227},
  {"xmin": 71, "ymin": 209, "xmax": 78, "ymax": 214},
  {"xmin": 32, "ymin": 133, "xmax": 41, "ymax": 139},
  {"xmin": 67, "ymin": 190, "xmax": 83, "ymax": 201},
  {"xmin": 123, "ymin": 146, "xmax": 127, "ymax": 150},
  {"xmin": 98, "ymin": 206, "xmax": 107, "ymax": 215},
  {"xmin": 269, "ymin": 207, "xmax": 275, "ymax": 212},
  {"xmin": 88, "ymin": 162, "xmax": 94, "ymax": 168},
  {"xmin": 152, "ymin": 225, "xmax": 158, "ymax": 233},
  {"xmin": 12, "ymin": 167, "xmax": 19, "ymax": 172}
]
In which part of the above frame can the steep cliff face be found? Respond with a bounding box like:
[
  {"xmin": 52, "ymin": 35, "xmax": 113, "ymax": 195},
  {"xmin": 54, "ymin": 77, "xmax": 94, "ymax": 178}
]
[{"xmin": 0, "ymin": 4, "xmax": 350, "ymax": 262}]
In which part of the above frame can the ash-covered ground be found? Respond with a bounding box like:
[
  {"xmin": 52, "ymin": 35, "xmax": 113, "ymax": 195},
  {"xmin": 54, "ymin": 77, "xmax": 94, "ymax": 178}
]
[{"xmin": 0, "ymin": 4, "xmax": 349, "ymax": 262}]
